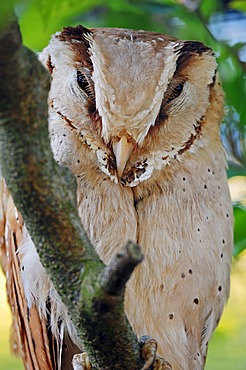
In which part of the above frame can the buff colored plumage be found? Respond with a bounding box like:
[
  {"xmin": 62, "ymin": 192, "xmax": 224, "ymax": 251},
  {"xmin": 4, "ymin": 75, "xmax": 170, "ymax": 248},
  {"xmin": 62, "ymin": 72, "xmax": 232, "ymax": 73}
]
[{"xmin": 0, "ymin": 26, "xmax": 233, "ymax": 370}]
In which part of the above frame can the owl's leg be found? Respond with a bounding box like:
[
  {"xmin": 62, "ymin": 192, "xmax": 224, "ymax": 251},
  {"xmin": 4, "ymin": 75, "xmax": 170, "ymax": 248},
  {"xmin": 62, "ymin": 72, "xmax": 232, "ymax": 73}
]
[
  {"xmin": 140, "ymin": 336, "xmax": 172, "ymax": 370},
  {"xmin": 72, "ymin": 353, "xmax": 92, "ymax": 370}
]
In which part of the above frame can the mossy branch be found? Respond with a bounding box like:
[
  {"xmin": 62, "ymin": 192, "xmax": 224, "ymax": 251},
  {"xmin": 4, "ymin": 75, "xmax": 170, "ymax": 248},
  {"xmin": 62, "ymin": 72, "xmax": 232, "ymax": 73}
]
[{"xmin": 0, "ymin": 17, "xmax": 145, "ymax": 369}]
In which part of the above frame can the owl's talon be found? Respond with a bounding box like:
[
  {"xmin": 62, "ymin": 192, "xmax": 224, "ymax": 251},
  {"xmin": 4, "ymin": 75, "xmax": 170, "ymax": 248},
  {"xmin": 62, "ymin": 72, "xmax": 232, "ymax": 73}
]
[
  {"xmin": 140, "ymin": 336, "xmax": 172, "ymax": 370},
  {"xmin": 140, "ymin": 335, "xmax": 157, "ymax": 369},
  {"xmin": 153, "ymin": 355, "xmax": 172, "ymax": 370},
  {"xmin": 72, "ymin": 352, "xmax": 92, "ymax": 370}
]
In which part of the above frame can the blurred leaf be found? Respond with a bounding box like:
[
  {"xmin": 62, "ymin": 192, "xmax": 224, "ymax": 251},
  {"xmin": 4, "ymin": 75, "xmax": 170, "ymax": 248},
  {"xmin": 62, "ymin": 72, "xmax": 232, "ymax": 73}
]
[
  {"xmin": 233, "ymin": 204, "xmax": 246, "ymax": 256},
  {"xmin": 219, "ymin": 54, "xmax": 246, "ymax": 129},
  {"xmin": 132, "ymin": 0, "xmax": 177, "ymax": 14},
  {"xmin": 106, "ymin": 0, "xmax": 141, "ymax": 13},
  {"xmin": 230, "ymin": 0, "xmax": 246, "ymax": 12},
  {"xmin": 221, "ymin": 107, "xmax": 246, "ymax": 171},
  {"xmin": 200, "ymin": 0, "xmax": 223, "ymax": 18},
  {"xmin": 104, "ymin": 10, "xmax": 155, "ymax": 30},
  {"xmin": 15, "ymin": 0, "xmax": 102, "ymax": 50}
]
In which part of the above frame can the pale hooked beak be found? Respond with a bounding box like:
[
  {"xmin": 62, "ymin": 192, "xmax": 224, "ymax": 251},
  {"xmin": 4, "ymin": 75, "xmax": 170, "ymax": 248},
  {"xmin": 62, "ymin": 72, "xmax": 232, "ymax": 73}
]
[{"xmin": 112, "ymin": 135, "xmax": 134, "ymax": 178}]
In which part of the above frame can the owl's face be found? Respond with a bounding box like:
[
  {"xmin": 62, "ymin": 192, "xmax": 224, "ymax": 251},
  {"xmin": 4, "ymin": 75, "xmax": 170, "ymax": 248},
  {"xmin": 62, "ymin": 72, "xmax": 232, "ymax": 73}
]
[{"xmin": 40, "ymin": 26, "xmax": 220, "ymax": 187}]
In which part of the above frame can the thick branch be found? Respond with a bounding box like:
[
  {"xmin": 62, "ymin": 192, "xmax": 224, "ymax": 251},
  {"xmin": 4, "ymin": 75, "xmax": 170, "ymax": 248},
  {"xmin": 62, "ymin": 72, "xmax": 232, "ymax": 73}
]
[{"xmin": 0, "ymin": 17, "xmax": 144, "ymax": 369}]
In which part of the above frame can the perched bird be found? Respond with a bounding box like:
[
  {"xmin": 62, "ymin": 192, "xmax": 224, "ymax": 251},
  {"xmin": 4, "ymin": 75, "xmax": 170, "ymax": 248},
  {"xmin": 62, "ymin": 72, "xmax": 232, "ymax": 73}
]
[{"xmin": 0, "ymin": 25, "xmax": 233, "ymax": 370}]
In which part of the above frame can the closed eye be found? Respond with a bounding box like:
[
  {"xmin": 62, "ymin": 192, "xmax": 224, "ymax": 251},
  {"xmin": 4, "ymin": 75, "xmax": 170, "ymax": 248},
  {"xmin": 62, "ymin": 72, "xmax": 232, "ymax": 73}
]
[
  {"xmin": 76, "ymin": 70, "xmax": 95, "ymax": 105},
  {"xmin": 77, "ymin": 71, "xmax": 90, "ymax": 94},
  {"xmin": 165, "ymin": 82, "xmax": 184, "ymax": 104}
]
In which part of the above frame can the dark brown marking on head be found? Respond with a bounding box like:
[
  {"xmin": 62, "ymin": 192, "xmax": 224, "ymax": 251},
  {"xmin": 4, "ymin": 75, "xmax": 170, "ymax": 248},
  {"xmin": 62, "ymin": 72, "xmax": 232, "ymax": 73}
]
[
  {"xmin": 46, "ymin": 54, "xmax": 54, "ymax": 74},
  {"xmin": 154, "ymin": 107, "xmax": 168, "ymax": 126},
  {"xmin": 174, "ymin": 41, "xmax": 213, "ymax": 75},
  {"xmin": 121, "ymin": 160, "xmax": 148, "ymax": 185},
  {"xmin": 89, "ymin": 109, "xmax": 102, "ymax": 134},
  {"xmin": 58, "ymin": 26, "xmax": 98, "ymax": 118},
  {"xmin": 177, "ymin": 115, "xmax": 205, "ymax": 156},
  {"xmin": 58, "ymin": 25, "xmax": 92, "ymax": 45},
  {"xmin": 56, "ymin": 110, "xmax": 78, "ymax": 131},
  {"xmin": 105, "ymin": 155, "xmax": 117, "ymax": 175},
  {"xmin": 178, "ymin": 134, "xmax": 195, "ymax": 155},
  {"xmin": 58, "ymin": 25, "xmax": 93, "ymax": 70}
]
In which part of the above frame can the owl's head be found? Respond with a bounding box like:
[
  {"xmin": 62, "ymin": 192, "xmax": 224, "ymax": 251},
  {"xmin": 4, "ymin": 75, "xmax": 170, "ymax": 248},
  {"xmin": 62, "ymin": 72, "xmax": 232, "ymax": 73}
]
[{"xmin": 39, "ymin": 26, "xmax": 223, "ymax": 187}]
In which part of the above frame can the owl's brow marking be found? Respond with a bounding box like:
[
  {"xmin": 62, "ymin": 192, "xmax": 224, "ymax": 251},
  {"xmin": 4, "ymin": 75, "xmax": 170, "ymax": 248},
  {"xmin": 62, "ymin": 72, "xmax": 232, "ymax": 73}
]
[
  {"xmin": 174, "ymin": 41, "xmax": 214, "ymax": 78},
  {"xmin": 58, "ymin": 25, "xmax": 93, "ymax": 70}
]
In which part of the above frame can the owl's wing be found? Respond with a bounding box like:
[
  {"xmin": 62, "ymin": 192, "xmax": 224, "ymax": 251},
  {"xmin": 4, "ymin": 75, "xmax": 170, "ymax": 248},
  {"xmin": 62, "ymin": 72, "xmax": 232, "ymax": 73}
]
[{"xmin": 0, "ymin": 179, "xmax": 57, "ymax": 370}]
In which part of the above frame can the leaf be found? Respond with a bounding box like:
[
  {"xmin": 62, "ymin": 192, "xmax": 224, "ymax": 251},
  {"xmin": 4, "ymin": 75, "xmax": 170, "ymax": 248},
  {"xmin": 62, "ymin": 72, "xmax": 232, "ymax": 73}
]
[
  {"xmin": 230, "ymin": 0, "xmax": 246, "ymax": 12},
  {"xmin": 233, "ymin": 204, "xmax": 246, "ymax": 256}
]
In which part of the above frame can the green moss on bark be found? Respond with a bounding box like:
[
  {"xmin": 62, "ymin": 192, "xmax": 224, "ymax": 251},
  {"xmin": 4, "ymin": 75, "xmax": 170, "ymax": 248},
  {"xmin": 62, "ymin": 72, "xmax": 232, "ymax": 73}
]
[{"xmin": 0, "ymin": 18, "xmax": 144, "ymax": 369}]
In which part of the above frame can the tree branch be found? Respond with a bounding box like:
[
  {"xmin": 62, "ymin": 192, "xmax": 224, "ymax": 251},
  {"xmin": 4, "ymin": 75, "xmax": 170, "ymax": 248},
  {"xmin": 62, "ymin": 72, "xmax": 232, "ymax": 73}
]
[
  {"xmin": 100, "ymin": 240, "xmax": 144, "ymax": 296},
  {"xmin": 0, "ymin": 16, "xmax": 144, "ymax": 369}
]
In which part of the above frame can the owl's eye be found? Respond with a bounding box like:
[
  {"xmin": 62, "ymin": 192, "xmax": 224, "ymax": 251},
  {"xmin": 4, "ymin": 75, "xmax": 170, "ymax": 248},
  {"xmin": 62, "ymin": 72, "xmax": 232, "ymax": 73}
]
[
  {"xmin": 173, "ymin": 83, "xmax": 184, "ymax": 96},
  {"xmin": 170, "ymin": 83, "xmax": 184, "ymax": 100},
  {"xmin": 77, "ymin": 71, "xmax": 90, "ymax": 94},
  {"xmin": 165, "ymin": 82, "xmax": 184, "ymax": 104}
]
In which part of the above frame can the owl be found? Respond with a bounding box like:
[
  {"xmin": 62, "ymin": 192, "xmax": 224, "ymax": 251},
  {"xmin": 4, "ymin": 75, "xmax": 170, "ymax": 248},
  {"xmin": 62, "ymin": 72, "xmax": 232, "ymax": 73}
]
[{"xmin": 0, "ymin": 25, "xmax": 233, "ymax": 370}]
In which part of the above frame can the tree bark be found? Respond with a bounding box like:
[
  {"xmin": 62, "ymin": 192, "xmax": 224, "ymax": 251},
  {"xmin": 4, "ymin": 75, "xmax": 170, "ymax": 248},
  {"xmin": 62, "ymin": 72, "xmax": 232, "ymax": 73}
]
[{"xmin": 0, "ymin": 15, "xmax": 145, "ymax": 369}]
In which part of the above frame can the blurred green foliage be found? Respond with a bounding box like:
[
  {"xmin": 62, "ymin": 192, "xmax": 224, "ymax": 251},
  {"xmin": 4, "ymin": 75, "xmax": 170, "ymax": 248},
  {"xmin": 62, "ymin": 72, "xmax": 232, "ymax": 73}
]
[{"xmin": 0, "ymin": 0, "xmax": 245, "ymax": 256}]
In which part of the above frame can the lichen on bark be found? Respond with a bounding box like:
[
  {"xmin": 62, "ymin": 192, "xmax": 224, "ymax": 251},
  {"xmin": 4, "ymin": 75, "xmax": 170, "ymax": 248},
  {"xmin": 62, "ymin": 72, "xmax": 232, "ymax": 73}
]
[{"xmin": 0, "ymin": 16, "xmax": 145, "ymax": 369}]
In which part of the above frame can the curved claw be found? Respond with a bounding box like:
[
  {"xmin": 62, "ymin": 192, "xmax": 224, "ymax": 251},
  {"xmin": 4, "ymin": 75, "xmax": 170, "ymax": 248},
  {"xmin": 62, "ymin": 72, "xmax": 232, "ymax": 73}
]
[
  {"xmin": 140, "ymin": 336, "xmax": 172, "ymax": 370},
  {"xmin": 153, "ymin": 355, "xmax": 172, "ymax": 370},
  {"xmin": 140, "ymin": 336, "xmax": 158, "ymax": 370},
  {"xmin": 72, "ymin": 352, "xmax": 92, "ymax": 370}
]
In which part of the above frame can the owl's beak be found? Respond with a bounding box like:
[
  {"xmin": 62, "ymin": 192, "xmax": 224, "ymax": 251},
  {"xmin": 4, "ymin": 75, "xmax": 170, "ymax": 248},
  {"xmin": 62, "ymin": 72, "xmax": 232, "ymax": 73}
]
[{"xmin": 112, "ymin": 135, "xmax": 134, "ymax": 179}]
